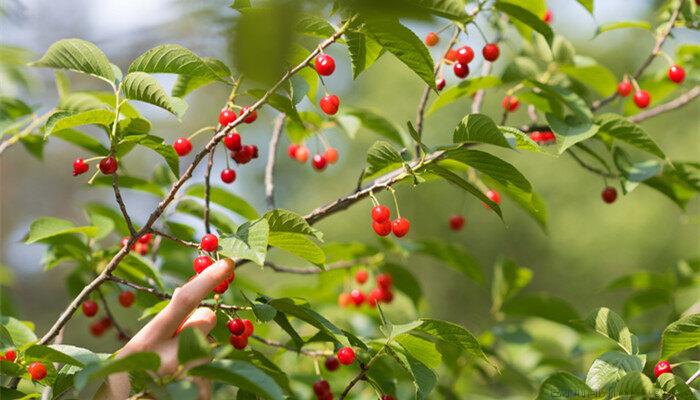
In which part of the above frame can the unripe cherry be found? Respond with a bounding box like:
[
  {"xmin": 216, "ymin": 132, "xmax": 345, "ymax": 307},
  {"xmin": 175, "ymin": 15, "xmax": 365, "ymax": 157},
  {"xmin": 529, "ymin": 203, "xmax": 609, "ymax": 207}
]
[
  {"xmin": 173, "ymin": 137, "xmax": 192, "ymax": 157},
  {"xmin": 668, "ymin": 64, "xmax": 685, "ymax": 83},
  {"xmin": 324, "ymin": 147, "xmax": 339, "ymax": 164},
  {"xmin": 633, "ymin": 90, "xmax": 651, "ymax": 108},
  {"xmin": 601, "ymin": 186, "xmax": 617, "ymax": 204},
  {"xmin": 425, "ymin": 32, "xmax": 439, "ymax": 46},
  {"xmin": 338, "ymin": 293, "xmax": 352, "ymax": 307},
  {"xmin": 391, "ymin": 217, "xmax": 410, "ymax": 237},
  {"xmin": 240, "ymin": 107, "xmax": 257, "ymax": 124},
  {"xmin": 227, "ymin": 318, "xmax": 245, "ymax": 335},
  {"xmin": 449, "ymin": 214, "xmax": 465, "ymax": 231},
  {"xmin": 73, "ymin": 158, "xmax": 89, "ymax": 176},
  {"xmin": 118, "ymin": 291, "xmax": 135, "ymax": 308},
  {"xmin": 28, "ymin": 362, "xmax": 47, "ymax": 381},
  {"xmin": 436, "ymin": 77, "xmax": 446, "ymax": 91},
  {"xmin": 453, "ymin": 62, "xmax": 469, "ymax": 79},
  {"xmin": 193, "ymin": 256, "xmax": 214, "ymax": 274},
  {"xmin": 314, "ymin": 54, "xmax": 336, "ymax": 76},
  {"xmin": 224, "ymin": 132, "xmax": 242, "ymax": 151},
  {"xmin": 502, "ymin": 96, "xmax": 519, "ymax": 112},
  {"xmin": 82, "ymin": 300, "xmax": 98, "ymax": 317},
  {"xmin": 219, "ymin": 108, "xmax": 237, "ymax": 126},
  {"xmin": 99, "ymin": 156, "xmax": 118, "ymax": 174},
  {"xmin": 482, "ymin": 43, "xmax": 500, "ymax": 62},
  {"xmin": 456, "ymin": 46, "xmax": 474, "ymax": 64},
  {"xmin": 337, "ymin": 346, "xmax": 356, "ymax": 365},
  {"xmin": 350, "ymin": 289, "xmax": 365, "ymax": 306},
  {"xmin": 372, "ymin": 220, "xmax": 392, "ymax": 236},
  {"xmin": 221, "ymin": 168, "xmax": 236, "ymax": 184},
  {"xmin": 288, "ymin": 144, "xmax": 299, "ymax": 158},
  {"xmin": 229, "ymin": 334, "xmax": 248, "ymax": 350},
  {"xmin": 371, "ymin": 205, "xmax": 391, "ymax": 223},
  {"xmin": 617, "ymin": 80, "xmax": 632, "ymax": 97},
  {"xmin": 355, "ymin": 269, "xmax": 369, "ymax": 284},
  {"xmin": 312, "ymin": 154, "xmax": 327, "ymax": 171},
  {"xmin": 324, "ymin": 356, "xmax": 340, "ymax": 372},
  {"xmin": 654, "ymin": 360, "xmax": 672, "ymax": 378},
  {"xmin": 295, "ymin": 146, "xmax": 309, "ymax": 163},
  {"xmin": 319, "ymin": 94, "xmax": 340, "ymax": 115},
  {"xmin": 201, "ymin": 234, "xmax": 219, "ymax": 252}
]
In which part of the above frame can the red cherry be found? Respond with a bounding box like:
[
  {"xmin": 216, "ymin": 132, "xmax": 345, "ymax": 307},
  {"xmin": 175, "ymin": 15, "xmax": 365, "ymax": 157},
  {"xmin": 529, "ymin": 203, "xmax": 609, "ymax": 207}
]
[
  {"xmin": 213, "ymin": 280, "xmax": 229, "ymax": 294},
  {"xmin": 221, "ymin": 168, "xmax": 236, "ymax": 184},
  {"xmin": 456, "ymin": 46, "xmax": 474, "ymax": 64},
  {"xmin": 617, "ymin": 80, "xmax": 632, "ymax": 97},
  {"xmin": 349, "ymin": 289, "xmax": 365, "ymax": 306},
  {"xmin": 502, "ymin": 96, "xmax": 519, "ymax": 112},
  {"xmin": 240, "ymin": 107, "xmax": 257, "ymax": 124},
  {"xmin": 313, "ymin": 380, "xmax": 331, "ymax": 396},
  {"xmin": 380, "ymin": 288, "xmax": 394, "ymax": 303},
  {"xmin": 312, "ymin": 154, "xmax": 327, "ymax": 171},
  {"xmin": 28, "ymin": 362, "xmax": 47, "ymax": 381},
  {"xmin": 482, "ymin": 43, "xmax": 500, "ymax": 62},
  {"xmin": 371, "ymin": 205, "xmax": 391, "ymax": 223},
  {"xmin": 543, "ymin": 9, "xmax": 553, "ymax": 23},
  {"xmin": 99, "ymin": 156, "xmax": 118, "ymax": 174},
  {"xmin": 449, "ymin": 215, "xmax": 465, "ymax": 231},
  {"xmin": 173, "ymin": 137, "xmax": 192, "ymax": 157},
  {"xmin": 229, "ymin": 334, "xmax": 248, "ymax": 350},
  {"xmin": 288, "ymin": 144, "xmax": 299, "ymax": 158},
  {"xmin": 227, "ymin": 271, "xmax": 236, "ymax": 284},
  {"xmin": 355, "ymin": 269, "xmax": 369, "ymax": 284},
  {"xmin": 72, "ymin": 158, "xmax": 89, "ymax": 176},
  {"xmin": 118, "ymin": 291, "xmax": 135, "ymax": 308},
  {"xmin": 541, "ymin": 131, "xmax": 556, "ymax": 144},
  {"xmin": 376, "ymin": 273, "xmax": 392, "ymax": 289},
  {"xmin": 227, "ymin": 318, "xmax": 245, "ymax": 336},
  {"xmin": 314, "ymin": 54, "xmax": 336, "ymax": 76},
  {"xmin": 219, "ymin": 108, "xmax": 237, "ymax": 126},
  {"xmin": 201, "ymin": 234, "xmax": 219, "ymax": 252},
  {"xmin": 633, "ymin": 90, "xmax": 651, "ymax": 108},
  {"xmin": 319, "ymin": 94, "xmax": 340, "ymax": 115},
  {"xmin": 4, "ymin": 349, "xmax": 16, "ymax": 362},
  {"xmin": 324, "ymin": 356, "xmax": 340, "ymax": 372},
  {"xmin": 90, "ymin": 321, "xmax": 107, "ymax": 336},
  {"xmin": 425, "ymin": 32, "xmax": 439, "ymax": 46},
  {"xmin": 231, "ymin": 145, "xmax": 255, "ymax": 164},
  {"xmin": 337, "ymin": 347, "xmax": 356, "ymax": 365},
  {"xmin": 250, "ymin": 145, "xmax": 259, "ymax": 159},
  {"xmin": 99, "ymin": 317, "xmax": 112, "ymax": 329},
  {"xmin": 372, "ymin": 220, "xmax": 392, "ymax": 236},
  {"xmin": 654, "ymin": 360, "xmax": 672, "ymax": 378},
  {"xmin": 601, "ymin": 187, "xmax": 617, "ymax": 204},
  {"xmin": 367, "ymin": 288, "xmax": 382, "ymax": 307},
  {"xmin": 242, "ymin": 319, "xmax": 254, "ymax": 337},
  {"xmin": 445, "ymin": 49, "xmax": 459, "ymax": 62},
  {"xmin": 338, "ymin": 293, "xmax": 352, "ymax": 308},
  {"xmin": 82, "ymin": 300, "xmax": 98, "ymax": 317},
  {"xmin": 138, "ymin": 233, "xmax": 152, "ymax": 244},
  {"xmin": 668, "ymin": 64, "xmax": 685, "ymax": 83},
  {"xmin": 134, "ymin": 242, "xmax": 149, "ymax": 256},
  {"xmin": 530, "ymin": 131, "xmax": 543, "ymax": 143},
  {"xmin": 382, "ymin": 395, "xmax": 395, "ymax": 400},
  {"xmin": 391, "ymin": 218, "xmax": 410, "ymax": 238},
  {"xmin": 324, "ymin": 147, "xmax": 339, "ymax": 164},
  {"xmin": 486, "ymin": 189, "xmax": 501, "ymax": 204},
  {"xmin": 224, "ymin": 132, "xmax": 242, "ymax": 151},
  {"xmin": 295, "ymin": 146, "xmax": 309, "ymax": 163},
  {"xmin": 453, "ymin": 62, "xmax": 469, "ymax": 79},
  {"xmin": 193, "ymin": 256, "xmax": 214, "ymax": 274},
  {"xmin": 436, "ymin": 77, "xmax": 446, "ymax": 91}
]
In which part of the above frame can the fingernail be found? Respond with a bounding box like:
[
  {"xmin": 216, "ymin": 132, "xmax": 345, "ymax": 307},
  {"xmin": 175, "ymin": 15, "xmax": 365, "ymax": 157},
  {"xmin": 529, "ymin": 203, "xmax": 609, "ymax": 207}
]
[{"xmin": 207, "ymin": 258, "xmax": 234, "ymax": 278}]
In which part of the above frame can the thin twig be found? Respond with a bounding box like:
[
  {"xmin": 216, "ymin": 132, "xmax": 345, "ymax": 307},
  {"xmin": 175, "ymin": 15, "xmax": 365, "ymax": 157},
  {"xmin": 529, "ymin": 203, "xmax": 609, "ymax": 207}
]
[
  {"xmin": 250, "ymin": 335, "xmax": 332, "ymax": 357},
  {"xmin": 629, "ymin": 86, "xmax": 700, "ymax": 123},
  {"xmin": 471, "ymin": 61, "xmax": 494, "ymax": 114},
  {"xmin": 265, "ymin": 115, "xmax": 285, "ymax": 210},
  {"xmin": 0, "ymin": 109, "xmax": 55, "ymax": 156},
  {"xmin": 338, "ymin": 347, "xmax": 386, "ymax": 400},
  {"xmin": 263, "ymin": 254, "xmax": 384, "ymax": 274},
  {"xmin": 112, "ymin": 172, "xmax": 137, "ymax": 237},
  {"xmin": 96, "ymin": 287, "xmax": 131, "ymax": 341},
  {"xmin": 203, "ymin": 147, "xmax": 216, "ymax": 234},
  {"xmin": 151, "ymin": 229, "xmax": 199, "ymax": 248},
  {"xmin": 686, "ymin": 367, "xmax": 700, "ymax": 385},
  {"xmin": 568, "ymin": 150, "xmax": 619, "ymax": 179}
]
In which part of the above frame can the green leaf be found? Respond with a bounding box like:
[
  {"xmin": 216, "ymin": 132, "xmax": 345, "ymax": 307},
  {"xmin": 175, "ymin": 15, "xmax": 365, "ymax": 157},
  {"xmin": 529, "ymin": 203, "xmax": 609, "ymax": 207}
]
[
  {"xmin": 345, "ymin": 30, "xmax": 384, "ymax": 79},
  {"xmin": 74, "ymin": 352, "xmax": 160, "ymax": 391},
  {"xmin": 119, "ymin": 254, "xmax": 165, "ymax": 290},
  {"xmin": 364, "ymin": 141, "xmax": 404, "ymax": 178},
  {"xmin": 242, "ymin": 294, "xmax": 277, "ymax": 322},
  {"xmin": 139, "ymin": 300, "xmax": 169, "ymax": 321},
  {"xmin": 130, "ymin": 134, "xmax": 179, "ymax": 175},
  {"xmin": 416, "ymin": 240, "xmax": 484, "ymax": 284},
  {"xmin": 25, "ymin": 217, "xmax": 98, "ymax": 243},
  {"xmin": 189, "ymin": 360, "xmax": 284, "ymax": 400},
  {"xmin": 361, "ymin": 17, "xmax": 436, "ymax": 90},
  {"xmin": 390, "ymin": 348, "xmax": 437, "ymax": 400},
  {"xmin": 661, "ymin": 314, "xmax": 700, "ymax": 359},
  {"xmin": 172, "ymin": 57, "xmax": 232, "ymax": 98},
  {"xmin": 560, "ymin": 58, "xmax": 617, "ymax": 97},
  {"xmin": 428, "ymin": 77, "xmax": 501, "ymax": 115},
  {"xmin": 495, "ymin": 1, "xmax": 554, "ymax": 45},
  {"xmin": 264, "ymin": 209, "xmax": 322, "ymax": 240},
  {"xmin": 185, "ymin": 184, "xmax": 259, "ymax": 220},
  {"xmin": 0, "ymin": 387, "xmax": 39, "ymax": 399},
  {"xmin": 547, "ymin": 113, "xmax": 599, "ymax": 154},
  {"xmin": 609, "ymin": 372, "xmax": 656, "ymax": 397},
  {"xmin": 396, "ymin": 333, "xmax": 442, "ymax": 369},
  {"xmin": 596, "ymin": 21, "xmax": 652, "ymax": 36},
  {"xmin": 24, "ymin": 344, "xmax": 84, "ymax": 367},
  {"xmin": 93, "ymin": 175, "xmax": 165, "ymax": 197},
  {"xmin": 219, "ymin": 218, "xmax": 270, "ymax": 266},
  {"xmin": 425, "ymin": 165, "xmax": 502, "ymax": 217},
  {"xmin": 444, "ymin": 148, "xmax": 532, "ymax": 192},
  {"xmin": 44, "ymin": 109, "xmax": 115, "ymax": 138},
  {"xmin": 401, "ymin": 0, "xmax": 469, "ymax": 20},
  {"xmin": 657, "ymin": 373, "xmax": 695, "ymax": 400},
  {"xmin": 268, "ymin": 298, "xmax": 343, "ymax": 342},
  {"xmin": 537, "ymin": 372, "xmax": 594, "ymax": 400},
  {"xmin": 595, "ymin": 113, "xmax": 665, "ymax": 158},
  {"xmin": 585, "ymin": 351, "xmax": 645, "ymax": 391},
  {"xmin": 452, "ymin": 113, "xmax": 511, "ymax": 149},
  {"xmin": 415, "ymin": 319, "xmax": 489, "ymax": 363},
  {"xmin": 574, "ymin": 0, "xmax": 594, "ymax": 13},
  {"xmin": 503, "ymin": 293, "xmax": 580, "ymax": 328},
  {"xmin": 491, "ymin": 259, "xmax": 533, "ymax": 314},
  {"xmin": 295, "ymin": 15, "xmax": 337, "ymax": 38},
  {"xmin": 121, "ymin": 72, "xmax": 188, "ymax": 117},
  {"xmin": 0, "ymin": 316, "xmax": 37, "ymax": 346},
  {"xmin": 584, "ymin": 307, "xmax": 638, "ymax": 354},
  {"xmin": 268, "ymin": 232, "xmax": 325, "ymax": 267},
  {"xmin": 128, "ymin": 44, "xmax": 227, "ymax": 81},
  {"xmin": 178, "ymin": 328, "xmax": 211, "ymax": 365},
  {"xmin": 52, "ymin": 129, "xmax": 109, "ymax": 155},
  {"xmin": 247, "ymin": 89, "xmax": 301, "ymax": 124},
  {"xmin": 481, "ymin": 174, "xmax": 548, "ymax": 231},
  {"xmin": 344, "ymin": 108, "xmax": 404, "ymax": 145},
  {"xmin": 30, "ymin": 39, "xmax": 115, "ymax": 84}
]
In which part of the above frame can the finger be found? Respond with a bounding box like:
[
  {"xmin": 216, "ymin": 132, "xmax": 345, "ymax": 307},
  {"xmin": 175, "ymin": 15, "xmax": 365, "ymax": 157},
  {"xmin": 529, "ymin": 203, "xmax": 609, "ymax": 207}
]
[
  {"xmin": 193, "ymin": 377, "xmax": 212, "ymax": 400},
  {"xmin": 175, "ymin": 307, "xmax": 217, "ymax": 337},
  {"xmin": 146, "ymin": 258, "xmax": 235, "ymax": 340}
]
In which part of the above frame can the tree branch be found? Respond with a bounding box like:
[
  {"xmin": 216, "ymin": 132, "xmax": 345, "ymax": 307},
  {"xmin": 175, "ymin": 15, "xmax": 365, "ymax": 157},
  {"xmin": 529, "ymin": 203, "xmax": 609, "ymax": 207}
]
[
  {"xmin": 338, "ymin": 347, "xmax": 386, "ymax": 400},
  {"xmin": 150, "ymin": 229, "xmax": 199, "ymax": 248},
  {"xmin": 262, "ymin": 254, "xmax": 383, "ymax": 274},
  {"xmin": 250, "ymin": 334, "xmax": 332, "ymax": 357},
  {"xmin": 112, "ymin": 172, "xmax": 137, "ymax": 237},
  {"xmin": 96, "ymin": 287, "xmax": 131, "ymax": 341},
  {"xmin": 265, "ymin": 115, "xmax": 285, "ymax": 210},
  {"xmin": 0, "ymin": 110, "xmax": 54, "ymax": 157},
  {"xmin": 203, "ymin": 147, "xmax": 216, "ymax": 234},
  {"xmin": 629, "ymin": 86, "xmax": 700, "ymax": 123},
  {"xmin": 568, "ymin": 150, "xmax": 619, "ymax": 179}
]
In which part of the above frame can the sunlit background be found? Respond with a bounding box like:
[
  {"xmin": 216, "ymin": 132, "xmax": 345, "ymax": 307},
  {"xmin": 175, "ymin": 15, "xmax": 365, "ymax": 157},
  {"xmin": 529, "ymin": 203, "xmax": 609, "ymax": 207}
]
[{"xmin": 1, "ymin": 0, "xmax": 699, "ymax": 358}]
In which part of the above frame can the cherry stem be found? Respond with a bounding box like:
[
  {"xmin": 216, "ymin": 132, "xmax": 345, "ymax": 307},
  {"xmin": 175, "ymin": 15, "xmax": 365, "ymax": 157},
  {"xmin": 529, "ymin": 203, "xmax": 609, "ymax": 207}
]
[
  {"xmin": 630, "ymin": 77, "xmax": 642, "ymax": 92},
  {"xmin": 313, "ymin": 358, "xmax": 321, "ymax": 376},
  {"xmin": 436, "ymin": 22, "xmax": 453, "ymax": 34},
  {"xmin": 187, "ymin": 126, "xmax": 216, "ymax": 141},
  {"xmin": 368, "ymin": 191, "xmax": 379, "ymax": 207},
  {"xmin": 83, "ymin": 156, "xmax": 102, "ymax": 163},
  {"xmin": 658, "ymin": 51, "xmax": 675, "ymax": 66},
  {"xmin": 318, "ymin": 74, "xmax": 329, "ymax": 96},
  {"xmin": 318, "ymin": 133, "xmax": 331, "ymax": 150},
  {"xmin": 224, "ymin": 144, "xmax": 231, "ymax": 169},
  {"xmin": 388, "ymin": 187, "xmax": 401, "ymax": 218},
  {"xmin": 472, "ymin": 21, "xmax": 490, "ymax": 43}
]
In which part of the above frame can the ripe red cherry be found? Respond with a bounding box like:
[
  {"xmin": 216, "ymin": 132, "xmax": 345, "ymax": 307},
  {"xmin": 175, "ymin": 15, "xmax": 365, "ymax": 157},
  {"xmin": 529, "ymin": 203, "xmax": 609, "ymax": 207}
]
[
  {"xmin": 240, "ymin": 107, "xmax": 257, "ymax": 124},
  {"xmin": 82, "ymin": 300, "xmax": 98, "ymax": 317},
  {"xmin": 138, "ymin": 233, "xmax": 152, "ymax": 244},
  {"xmin": 134, "ymin": 242, "xmax": 149, "ymax": 256},
  {"xmin": 654, "ymin": 360, "xmax": 672, "ymax": 378},
  {"xmin": 99, "ymin": 156, "xmax": 118, "ymax": 174},
  {"xmin": 445, "ymin": 49, "xmax": 458, "ymax": 62},
  {"xmin": 324, "ymin": 147, "xmax": 339, "ymax": 164},
  {"xmin": 502, "ymin": 96, "xmax": 519, "ymax": 112},
  {"xmin": 28, "ymin": 362, "xmax": 47, "ymax": 381},
  {"xmin": 229, "ymin": 334, "xmax": 248, "ymax": 350},
  {"xmin": 90, "ymin": 320, "xmax": 106, "ymax": 336},
  {"xmin": 213, "ymin": 280, "xmax": 229, "ymax": 294},
  {"xmin": 242, "ymin": 319, "xmax": 254, "ymax": 337},
  {"xmin": 367, "ymin": 288, "xmax": 382, "ymax": 307},
  {"xmin": 337, "ymin": 347, "xmax": 356, "ymax": 365},
  {"xmin": 72, "ymin": 158, "xmax": 89, "ymax": 176},
  {"xmin": 449, "ymin": 214, "xmax": 465, "ymax": 231},
  {"xmin": 482, "ymin": 43, "xmax": 500, "ymax": 62},
  {"xmin": 221, "ymin": 168, "xmax": 236, "ymax": 184},
  {"xmin": 486, "ymin": 189, "xmax": 501, "ymax": 204},
  {"xmin": 312, "ymin": 154, "xmax": 327, "ymax": 171},
  {"xmin": 338, "ymin": 293, "xmax": 352, "ymax": 307},
  {"xmin": 4, "ymin": 349, "xmax": 16, "ymax": 362},
  {"xmin": 372, "ymin": 220, "xmax": 392, "ymax": 236},
  {"xmin": 617, "ymin": 80, "xmax": 632, "ymax": 97},
  {"xmin": 541, "ymin": 131, "xmax": 556, "ymax": 144},
  {"xmin": 668, "ymin": 64, "xmax": 685, "ymax": 83},
  {"xmin": 314, "ymin": 54, "xmax": 335, "ymax": 76},
  {"xmin": 232, "ymin": 145, "xmax": 254, "ymax": 164},
  {"xmin": 456, "ymin": 46, "xmax": 474, "ymax": 64},
  {"xmin": 633, "ymin": 90, "xmax": 651, "ymax": 108},
  {"xmin": 453, "ymin": 62, "xmax": 469, "ymax": 79},
  {"xmin": 543, "ymin": 9, "xmax": 553, "ymax": 23},
  {"xmin": 601, "ymin": 186, "xmax": 617, "ymax": 204},
  {"xmin": 371, "ymin": 205, "xmax": 391, "ymax": 223},
  {"xmin": 193, "ymin": 256, "xmax": 214, "ymax": 274},
  {"xmin": 436, "ymin": 77, "xmax": 446, "ymax": 91},
  {"xmin": 173, "ymin": 137, "xmax": 192, "ymax": 157},
  {"xmin": 288, "ymin": 144, "xmax": 299, "ymax": 158},
  {"xmin": 376, "ymin": 273, "xmax": 392, "ymax": 289},
  {"xmin": 382, "ymin": 396, "xmax": 395, "ymax": 400},
  {"xmin": 295, "ymin": 146, "xmax": 309, "ymax": 163},
  {"xmin": 355, "ymin": 269, "xmax": 369, "ymax": 284},
  {"xmin": 227, "ymin": 318, "xmax": 245, "ymax": 335},
  {"xmin": 350, "ymin": 289, "xmax": 365, "ymax": 306},
  {"xmin": 324, "ymin": 356, "xmax": 340, "ymax": 372},
  {"xmin": 224, "ymin": 132, "xmax": 242, "ymax": 151},
  {"xmin": 319, "ymin": 94, "xmax": 340, "ymax": 115},
  {"xmin": 201, "ymin": 234, "xmax": 219, "ymax": 252},
  {"xmin": 530, "ymin": 131, "xmax": 543, "ymax": 143},
  {"xmin": 219, "ymin": 108, "xmax": 237, "ymax": 126},
  {"xmin": 313, "ymin": 380, "xmax": 331, "ymax": 396},
  {"xmin": 118, "ymin": 291, "xmax": 135, "ymax": 308},
  {"xmin": 391, "ymin": 217, "xmax": 410, "ymax": 237},
  {"xmin": 425, "ymin": 32, "xmax": 439, "ymax": 46}
]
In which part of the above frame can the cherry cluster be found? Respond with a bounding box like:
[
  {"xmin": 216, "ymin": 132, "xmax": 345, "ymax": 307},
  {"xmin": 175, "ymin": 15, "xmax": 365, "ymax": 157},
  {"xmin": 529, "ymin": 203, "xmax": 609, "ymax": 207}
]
[
  {"xmin": 288, "ymin": 144, "xmax": 339, "ymax": 172},
  {"xmin": 0, "ymin": 348, "xmax": 47, "ymax": 381},
  {"xmin": 338, "ymin": 271, "xmax": 394, "ymax": 308},
  {"xmin": 426, "ymin": 30, "xmax": 501, "ymax": 89},
  {"xmin": 370, "ymin": 205, "xmax": 410, "ymax": 238},
  {"xmin": 72, "ymin": 155, "xmax": 118, "ymax": 177},
  {"xmin": 617, "ymin": 64, "xmax": 685, "ymax": 109},
  {"xmin": 312, "ymin": 347, "xmax": 356, "ymax": 399},
  {"xmin": 120, "ymin": 233, "xmax": 153, "ymax": 256},
  {"xmin": 529, "ymin": 130, "xmax": 556, "ymax": 145},
  {"xmin": 81, "ymin": 289, "xmax": 133, "ymax": 337},
  {"xmin": 227, "ymin": 317, "xmax": 255, "ymax": 350},
  {"xmin": 193, "ymin": 234, "xmax": 235, "ymax": 294}
]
